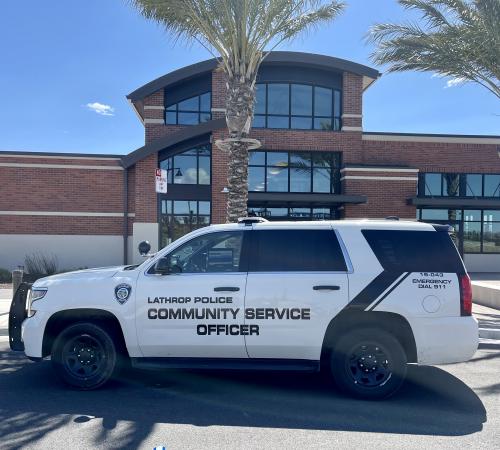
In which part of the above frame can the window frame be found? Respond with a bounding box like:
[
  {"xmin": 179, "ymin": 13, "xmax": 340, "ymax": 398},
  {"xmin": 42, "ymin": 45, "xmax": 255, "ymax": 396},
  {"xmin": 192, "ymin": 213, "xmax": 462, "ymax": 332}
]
[
  {"xmin": 253, "ymin": 82, "xmax": 342, "ymax": 131},
  {"xmin": 417, "ymin": 207, "xmax": 500, "ymax": 254},
  {"xmin": 419, "ymin": 172, "xmax": 500, "ymax": 198},
  {"xmin": 248, "ymin": 150, "xmax": 341, "ymax": 194},
  {"xmin": 165, "ymin": 91, "xmax": 212, "ymax": 125},
  {"xmin": 247, "ymin": 228, "xmax": 349, "ymax": 273},
  {"xmin": 147, "ymin": 230, "xmax": 250, "ymax": 275},
  {"xmin": 159, "ymin": 144, "xmax": 211, "ymax": 186}
]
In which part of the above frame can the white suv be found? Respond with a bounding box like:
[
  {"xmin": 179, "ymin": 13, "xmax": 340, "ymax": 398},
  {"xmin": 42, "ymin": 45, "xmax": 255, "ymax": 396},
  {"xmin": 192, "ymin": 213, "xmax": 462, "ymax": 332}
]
[{"xmin": 9, "ymin": 218, "xmax": 478, "ymax": 399}]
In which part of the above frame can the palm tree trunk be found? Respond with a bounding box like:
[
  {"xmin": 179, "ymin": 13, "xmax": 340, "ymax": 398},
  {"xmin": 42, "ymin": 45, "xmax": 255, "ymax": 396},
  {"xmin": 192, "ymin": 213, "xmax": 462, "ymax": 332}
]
[
  {"xmin": 223, "ymin": 74, "xmax": 260, "ymax": 222},
  {"xmin": 226, "ymin": 140, "xmax": 250, "ymax": 222}
]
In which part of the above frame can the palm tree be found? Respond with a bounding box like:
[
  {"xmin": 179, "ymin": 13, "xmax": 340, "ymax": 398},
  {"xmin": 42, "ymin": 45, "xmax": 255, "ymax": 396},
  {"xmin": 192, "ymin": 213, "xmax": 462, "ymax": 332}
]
[
  {"xmin": 368, "ymin": 0, "xmax": 500, "ymax": 99},
  {"xmin": 129, "ymin": 0, "xmax": 345, "ymax": 222}
]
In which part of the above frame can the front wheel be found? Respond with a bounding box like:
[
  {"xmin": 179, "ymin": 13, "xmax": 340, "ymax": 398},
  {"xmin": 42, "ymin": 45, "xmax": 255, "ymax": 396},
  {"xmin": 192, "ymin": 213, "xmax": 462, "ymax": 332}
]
[
  {"xmin": 330, "ymin": 328, "xmax": 407, "ymax": 400},
  {"xmin": 51, "ymin": 322, "xmax": 118, "ymax": 390}
]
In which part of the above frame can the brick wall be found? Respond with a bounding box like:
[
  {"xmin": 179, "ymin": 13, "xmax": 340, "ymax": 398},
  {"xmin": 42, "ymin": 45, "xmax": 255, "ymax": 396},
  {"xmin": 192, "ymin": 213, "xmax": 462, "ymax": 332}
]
[{"xmin": 0, "ymin": 157, "xmax": 126, "ymax": 235}]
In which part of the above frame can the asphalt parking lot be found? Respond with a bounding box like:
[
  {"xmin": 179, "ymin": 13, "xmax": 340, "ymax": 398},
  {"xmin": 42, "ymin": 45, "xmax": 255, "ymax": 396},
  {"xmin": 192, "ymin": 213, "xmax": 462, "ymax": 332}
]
[{"xmin": 1, "ymin": 290, "xmax": 500, "ymax": 449}]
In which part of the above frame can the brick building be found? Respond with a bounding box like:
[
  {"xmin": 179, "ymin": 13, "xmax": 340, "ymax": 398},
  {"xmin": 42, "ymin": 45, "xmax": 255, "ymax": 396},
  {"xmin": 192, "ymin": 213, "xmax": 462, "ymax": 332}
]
[{"xmin": 1, "ymin": 51, "xmax": 499, "ymax": 271}]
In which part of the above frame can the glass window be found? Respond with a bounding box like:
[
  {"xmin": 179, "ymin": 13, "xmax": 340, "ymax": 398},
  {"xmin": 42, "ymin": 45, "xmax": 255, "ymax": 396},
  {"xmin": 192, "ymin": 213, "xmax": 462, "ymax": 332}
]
[
  {"xmin": 253, "ymin": 115, "xmax": 266, "ymax": 128},
  {"xmin": 484, "ymin": 175, "xmax": 500, "ymax": 197},
  {"xmin": 291, "ymin": 116, "xmax": 312, "ymax": 129},
  {"xmin": 165, "ymin": 92, "xmax": 211, "ymax": 125},
  {"xmin": 420, "ymin": 209, "xmax": 462, "ymax": 221},
  {"xmin": 290, "ymin": 168, "xmax": 311, "ymax": 192},
  {"xmin": 291, "ymin": 84, "xmax": 312, "ymax": 115},
  {"xmin": 164, "ymin": 231, "xmax": 244, "ymax": 273},
  {"xmin": 264, "ymin": 208, "xmax": 288, "ymax": 219},
  {"xmin": 482, "ymin": 222, "xmax": 500, "ymax": 253},
  {"xmin": 362, "ymin": 230, "xmax": 464, "ymax": 272},
  {"xmin": 313, "ymin": 168, "xmax": 331, "ymax": 193},
  {"xmin": 464, "ymin": 210, "xmax": 482, "ymax": 222},
  {"xmin": 267, "ymin": 84, "xmax": 289, "ymax": 115},
  {"xmin": 255, "ymin": 83, "xmax": 341, "ymax": 131},
  {"xmin": 314, "ymin": 87, "xmax": 332, "ymax": 116},
  {"xmin": 248, "ymin": 150, "xmax": 339, "ymax": 194},
  {"xmin": 255, "ymin": 84, "xmax": 266, "ymax": 114},
  {"xmin": 159, "ymin": 200, "xmax": 211, "ymax": 247},
  {"xmin": 267, "ymin": 115, "xmax": 289, "ymax": 129},
  {"xmin": 463, "ymin": 222, "xmax": 481, "ymax": 253},
  {"xmin": 267, "ymin": 152, "xmax": 288, "ymax": 166},
  {"xmin": 424, "ymin": 173, "xmax": 442, "ymax": 196},
  {"xmin": 248, "ymin": 166, "xmax": 265, "ymax": 191},
  {"xmin": 483, "ymin": 210, "xmax": 500, "ymax": 221},
  {"xmin": 465, "ymin": 174, "xmax": 483, "ymax": 196},
  {"xmin": 266, "ymin": 167, "xmax": 288, "ymax": 192},
  {"xmin": 160, "ymin": 145, "xmax": 211, "ymax": 186},
  {"xmin": 249, "ymin": 151, "xmax": 265, "ymax": 165},
  {"xmin": 314, "ymin": 118, "xmax": 332, "ymax": 131},
  {"xmin": 250, "ymin": 230, "xmax": 347, "ymax": 272}
]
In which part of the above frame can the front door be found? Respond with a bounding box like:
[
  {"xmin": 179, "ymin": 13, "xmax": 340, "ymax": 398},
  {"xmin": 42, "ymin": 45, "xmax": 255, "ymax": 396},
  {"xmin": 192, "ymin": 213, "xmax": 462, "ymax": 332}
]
[
  {"xmin": 135, "ymin": 230, "xmax": 249, "ymax": 358},
  {"xmin": 244, "ymin": 226, "xmax": 349, "ymax": 361}
]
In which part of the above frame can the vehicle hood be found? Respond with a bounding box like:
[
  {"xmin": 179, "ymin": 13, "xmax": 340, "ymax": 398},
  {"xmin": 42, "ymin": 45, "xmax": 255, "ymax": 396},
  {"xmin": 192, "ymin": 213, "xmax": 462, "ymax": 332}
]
[{"xmin": 32, "ymin": 266, "xmax": 127, "ymax": 287}]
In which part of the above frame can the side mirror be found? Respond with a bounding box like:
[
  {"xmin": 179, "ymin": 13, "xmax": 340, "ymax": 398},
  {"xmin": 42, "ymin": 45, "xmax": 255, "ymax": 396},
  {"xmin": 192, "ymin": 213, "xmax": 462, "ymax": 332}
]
[
  {"xmin": 154, "ymin": 257, "xmax": 171, "ymax": 275},
  {"xmin": 138, "ymin": 240, "xmax": 151, "ymax": 256}
]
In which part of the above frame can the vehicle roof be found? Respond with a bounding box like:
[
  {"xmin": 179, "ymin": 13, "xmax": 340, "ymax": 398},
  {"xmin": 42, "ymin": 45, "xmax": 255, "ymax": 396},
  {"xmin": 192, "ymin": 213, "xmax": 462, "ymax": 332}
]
[{"xmin": 206, "ymin": 219, "xmax": 435, "ymax": 231}]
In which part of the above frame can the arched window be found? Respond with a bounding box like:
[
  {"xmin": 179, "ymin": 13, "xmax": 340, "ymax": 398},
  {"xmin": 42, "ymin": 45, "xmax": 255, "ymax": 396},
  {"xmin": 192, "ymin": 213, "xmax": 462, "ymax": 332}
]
[
  {"xmin": 166, "ymin": 92, "xmax": 211, "ymax": 125},
  {"xmin": 159, "ymin": 145, "xmax": 211, "ymax": 185},
  {"xmin": 253, "ymin": 83, "xmax": 341, "ymax": 131}
]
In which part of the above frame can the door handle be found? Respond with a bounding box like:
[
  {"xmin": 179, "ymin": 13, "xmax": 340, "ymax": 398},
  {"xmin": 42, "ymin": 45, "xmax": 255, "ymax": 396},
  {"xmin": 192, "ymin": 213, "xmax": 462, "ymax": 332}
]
[
  {"xmin": 313, "ymin": 285, "xmax": 340, "ymax": 291},
  {"xmin": 214, "ymin": 286, "xmax": 240, "ymax": 292}
]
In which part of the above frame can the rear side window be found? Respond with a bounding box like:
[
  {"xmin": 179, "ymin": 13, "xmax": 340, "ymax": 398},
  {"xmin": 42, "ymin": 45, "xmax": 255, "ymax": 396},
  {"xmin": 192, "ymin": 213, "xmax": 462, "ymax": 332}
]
[
  {"xmin": 362, "ymin": 229, "xmax": 465, "ymax": 273},
  {"xmin": 249, "ymin": 229, "xmax": 347, "ymax": 272}
]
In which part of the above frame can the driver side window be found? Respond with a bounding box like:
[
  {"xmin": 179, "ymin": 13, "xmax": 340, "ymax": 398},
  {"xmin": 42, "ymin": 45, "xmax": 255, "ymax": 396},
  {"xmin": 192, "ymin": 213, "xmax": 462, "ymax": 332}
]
[{"xmin": 157, "ymin": 231, "xmax": 244, "ymax": 274}]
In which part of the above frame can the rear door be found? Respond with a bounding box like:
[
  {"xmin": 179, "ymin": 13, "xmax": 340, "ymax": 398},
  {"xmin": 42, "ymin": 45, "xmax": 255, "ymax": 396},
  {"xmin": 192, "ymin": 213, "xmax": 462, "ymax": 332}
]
[{"xmin": 244, "ymin": 225, "xmax": 350, "ymax": 360}]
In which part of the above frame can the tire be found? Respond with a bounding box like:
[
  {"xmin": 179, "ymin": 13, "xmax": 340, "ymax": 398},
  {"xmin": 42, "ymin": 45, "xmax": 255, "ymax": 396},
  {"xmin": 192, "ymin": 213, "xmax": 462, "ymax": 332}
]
[
  {"xmin": 330, "ymin": 328, "xmax": 407, "ymax": 400},
  {"xmin": 51, "ymin": 322, "xmax": 119, "ymax": 390}
]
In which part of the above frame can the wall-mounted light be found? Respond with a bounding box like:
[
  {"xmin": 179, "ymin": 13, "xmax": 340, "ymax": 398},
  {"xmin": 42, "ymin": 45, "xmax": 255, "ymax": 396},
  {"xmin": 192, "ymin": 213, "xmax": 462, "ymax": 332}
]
[{"xmin": 221, "ymin": 187, "xmax": 229, "ymax": 193}]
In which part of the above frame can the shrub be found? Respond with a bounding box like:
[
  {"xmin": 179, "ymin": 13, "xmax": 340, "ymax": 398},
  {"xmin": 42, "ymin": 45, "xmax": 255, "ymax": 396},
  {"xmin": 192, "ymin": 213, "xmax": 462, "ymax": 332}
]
[
  {"xmin": 0, "ymin": 268, "xmax": 12, "ymax": 283},
  {"xmin": 24, "ymin": 253, "xmax": 59, "ymax": 276}
]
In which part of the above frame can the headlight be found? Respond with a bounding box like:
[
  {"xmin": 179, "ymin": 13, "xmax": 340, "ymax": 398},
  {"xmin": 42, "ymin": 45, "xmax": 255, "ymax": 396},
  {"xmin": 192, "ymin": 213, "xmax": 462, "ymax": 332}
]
[{"xmin": 27, "ymin": 288, "xmax": 48, "ymax": 317}]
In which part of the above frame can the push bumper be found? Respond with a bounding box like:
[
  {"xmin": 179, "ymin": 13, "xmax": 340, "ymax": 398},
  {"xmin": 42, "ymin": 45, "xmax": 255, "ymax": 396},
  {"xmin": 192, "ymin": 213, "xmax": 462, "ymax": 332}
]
[
  {"xmin": 8, "ymin": 283, "xmax": 30, "ymax": 351},
  {"xmin": 411, "ymin": 316, "xmax": 478, "ymax": 365}
]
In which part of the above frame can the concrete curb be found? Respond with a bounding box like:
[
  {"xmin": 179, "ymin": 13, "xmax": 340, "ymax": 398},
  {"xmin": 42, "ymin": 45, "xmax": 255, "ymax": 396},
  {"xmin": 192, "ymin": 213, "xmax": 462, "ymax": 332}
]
[{"xmin": 472, "ymin": 281, "xmax": 500, "ymax": 310}]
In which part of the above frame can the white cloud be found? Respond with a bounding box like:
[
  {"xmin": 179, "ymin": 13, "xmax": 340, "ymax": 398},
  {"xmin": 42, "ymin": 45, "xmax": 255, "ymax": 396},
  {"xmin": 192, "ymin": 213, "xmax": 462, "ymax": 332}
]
[
  {"xmin": 445, "ymin": 77, "xmax": 466, "ymax": 89},
  {"xmin": 85, "ymin": 102, "xmax": 115, "ymax": 116}
]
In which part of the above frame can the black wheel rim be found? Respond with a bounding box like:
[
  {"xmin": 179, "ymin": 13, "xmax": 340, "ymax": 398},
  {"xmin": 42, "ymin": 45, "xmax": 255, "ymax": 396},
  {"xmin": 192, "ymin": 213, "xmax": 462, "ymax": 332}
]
[
  {"xmin": 346, "ymin": 342, "xmax": 392, "ymax": 388},
  {"xmin": 62, "ymin": 334, "xmax": 106, "ymax": 379}
]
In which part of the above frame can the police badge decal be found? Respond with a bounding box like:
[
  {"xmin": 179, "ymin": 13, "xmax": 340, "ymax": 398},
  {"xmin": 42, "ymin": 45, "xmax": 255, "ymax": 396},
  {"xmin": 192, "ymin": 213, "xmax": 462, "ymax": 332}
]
[{"xmin": 114, "ymin": 284, "xmax": 132, "ymax": 304}]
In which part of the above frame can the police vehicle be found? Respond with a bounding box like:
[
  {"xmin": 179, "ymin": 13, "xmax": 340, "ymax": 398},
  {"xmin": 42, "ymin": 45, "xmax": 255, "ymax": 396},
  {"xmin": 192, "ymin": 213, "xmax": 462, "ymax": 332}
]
[{"xmin": 9, "ymin": 218, "xmax": 478, "ymax": 399}]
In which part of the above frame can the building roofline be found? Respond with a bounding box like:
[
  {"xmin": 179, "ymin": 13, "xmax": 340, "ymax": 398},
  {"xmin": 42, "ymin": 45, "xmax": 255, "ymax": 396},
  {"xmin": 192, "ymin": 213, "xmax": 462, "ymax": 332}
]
[
  {"xmin": 127, "ymin": 51, "xmax": 381, "ymax": 102},
  {"xmin": 121, "ymin": 118, "xmax": 226, "ymax": 168},
  {"xmin": 0, "ymin": 150, "xmax": 124, "ymax": 159},
  {"xmin": 363, "ymin": 131, "xmax": 500, "ymax": 145}
]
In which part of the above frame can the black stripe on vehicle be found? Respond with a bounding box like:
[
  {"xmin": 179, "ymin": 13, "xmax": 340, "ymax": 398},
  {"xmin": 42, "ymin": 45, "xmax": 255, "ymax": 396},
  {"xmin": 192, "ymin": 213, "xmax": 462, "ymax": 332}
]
[
  {"xmin": 367, "ymin": 272, "xmax": 411, "ymax": 311},
  {"xmin": 343, "ymin": 270, "xmax": 404, "ymax": 312}
]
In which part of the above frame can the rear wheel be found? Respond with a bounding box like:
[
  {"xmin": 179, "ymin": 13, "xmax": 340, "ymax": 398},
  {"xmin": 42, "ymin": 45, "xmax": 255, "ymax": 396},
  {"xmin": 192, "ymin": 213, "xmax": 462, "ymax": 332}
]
[
  {"xmin": 330, "ymin": 328, "xmax": 407, "ymax": 400},
  {"xmin": 51, "ymin": 322, "xmax": 118, "ymax": 390}
]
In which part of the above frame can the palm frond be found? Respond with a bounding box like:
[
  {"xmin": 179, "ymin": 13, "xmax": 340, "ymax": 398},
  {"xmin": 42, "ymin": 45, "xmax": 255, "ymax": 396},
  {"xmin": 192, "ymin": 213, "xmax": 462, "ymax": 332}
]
[{"xmin": 368, "ymin": 0, "xmax": 500, "ymax": 99}]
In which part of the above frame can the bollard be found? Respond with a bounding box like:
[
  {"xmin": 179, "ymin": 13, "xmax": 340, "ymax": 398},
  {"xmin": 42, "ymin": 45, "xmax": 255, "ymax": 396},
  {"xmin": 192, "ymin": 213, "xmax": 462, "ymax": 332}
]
[{"xmin": 12, "ymin": 269, "xmax": 23, "ymax": 298}]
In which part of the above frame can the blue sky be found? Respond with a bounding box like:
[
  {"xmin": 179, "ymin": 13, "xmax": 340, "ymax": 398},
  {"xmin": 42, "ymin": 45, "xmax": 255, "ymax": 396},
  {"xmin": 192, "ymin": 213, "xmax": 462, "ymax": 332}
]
[{"xmin": 0, "ymin": 0, "xmax": 498, "ymax": 155}]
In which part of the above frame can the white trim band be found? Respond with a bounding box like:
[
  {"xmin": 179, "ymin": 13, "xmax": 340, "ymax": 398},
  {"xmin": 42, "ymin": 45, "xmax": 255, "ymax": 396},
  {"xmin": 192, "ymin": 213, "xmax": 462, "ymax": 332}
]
[
  {"xmin": 363, "ymin": 134, "xmax": 500, "ymax": 145},
  {"xmin": 0, "ymin": 154, "xmax": 121, "ymax": 161},
  {"xmin": 211, "ymin": 107, "xmax": 226, "ymax": 113},
  {"xmin": 342, "ymin": 126, "xmax": 363, "ymax": 132},
  {"xmin": 342, "ymin": 114, "xmax": 362, "ymax": 119},
  {"xmin": 0, "ymin": 162, "xmax": 123, "ymax": 170},
  {"xmin": 341, "ymin": 167, "xmax": 419, "ymax": 173},
  {"xmin": 341, "ymin": 176, "xmax": 419, "ymax": 181},
  {"xmin": 144, "ymin": 118, "xmax": 165, "ymax": 124},
  {"xmin": 0, "ymin": 211, "xmax": 135, "ymax": 217},
  {"xmin": 144, "ymin": 105, "xmax": 165, "ymax": 110}
]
